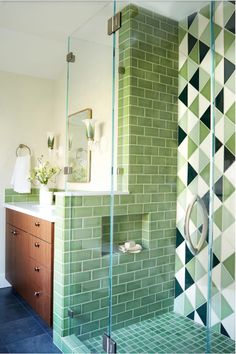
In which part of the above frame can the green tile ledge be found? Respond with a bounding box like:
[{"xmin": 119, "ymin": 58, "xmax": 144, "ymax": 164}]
[
  {"xmin": 56, "ymin": 334, "xmax": 90, "ymax": 354},
  {"xmin": 3, "ymin": 202, "xmax": 56, "ymax": 222}
]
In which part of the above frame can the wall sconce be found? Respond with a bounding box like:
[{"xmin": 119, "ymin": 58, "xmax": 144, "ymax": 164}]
[
  {"xmin": 47, "ymin": 132, "xmax": 55, "ymax": 150},
  {"xmin": 82, "ymin": 119, "xmax": 96, "ymax": 150}
]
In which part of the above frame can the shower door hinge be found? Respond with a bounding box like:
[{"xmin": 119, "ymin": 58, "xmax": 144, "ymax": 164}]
[
  {"xmin": 68, "ymin": 308, "xmax": 74, "ymax": 318},
  {"xmin": 64, "ymin": 166, "xmax": 73, "ymax": 175},
  {"xmin": 103, "ymin": 333, "xmax": 117, "ymax": 354},
  {"xmin": 117, "ymin": 167, "xmax": 124, "ymax": 175},
  {"xmin": 107, "ymin": 12, "xmax": 122, "ymax": 35},
  {"xmin": 66, "ymin": 52, "xmax": 75, "ymax": 63}
]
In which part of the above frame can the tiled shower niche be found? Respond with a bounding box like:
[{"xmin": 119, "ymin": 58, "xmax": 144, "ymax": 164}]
[{"xmin": 102, "ymin": 213, "xmax": 149, "ymax": 255}]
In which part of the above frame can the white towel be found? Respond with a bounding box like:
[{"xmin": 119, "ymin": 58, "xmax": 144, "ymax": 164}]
[{"xmin": 11, "ymin": 155, "xmax": 31, "ymax": 193}]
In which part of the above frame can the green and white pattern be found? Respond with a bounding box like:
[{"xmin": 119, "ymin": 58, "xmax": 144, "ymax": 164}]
[{"xmin": 175, "ymin": 1, "xmax": 235, "ymax": 340}]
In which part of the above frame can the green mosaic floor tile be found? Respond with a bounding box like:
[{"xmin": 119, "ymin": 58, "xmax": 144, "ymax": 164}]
[{"xmin": 80, "ymin": 312, "xmax": 235, "ymax": 354}]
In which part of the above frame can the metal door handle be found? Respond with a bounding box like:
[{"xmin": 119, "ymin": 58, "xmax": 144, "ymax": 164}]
[{"xmin": 184, "ymin": 196, "xmax": 208, "ymax": 256}]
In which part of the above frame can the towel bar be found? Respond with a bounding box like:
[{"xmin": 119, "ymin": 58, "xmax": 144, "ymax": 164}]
[{"xmin": 16, "ymin": 144, "xmax": 31, "ymax": 156}]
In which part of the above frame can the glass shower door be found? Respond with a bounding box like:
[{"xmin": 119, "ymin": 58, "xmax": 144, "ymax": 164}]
[
  {"xmin": 108, "ymin": 0, "xmax": 236, "ymax": 353},
  {"xmin": 59, "ymin": 1, "xmax": 235, "ymax": 353},
  {"xmin": 210, "ymin": 0, "xmax": 236, "ymax": 348},
  {"xmin": 63, "ymin": 0, "xmax": 122, "ymax": 351}
]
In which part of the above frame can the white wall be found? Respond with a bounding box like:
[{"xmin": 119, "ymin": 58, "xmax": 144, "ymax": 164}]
[
  {"xmin": 0, "ymin": 37, "xmax": 118, "ymax": 287},
  {"xmin": 54, "ymin": 38, "xmax": 117, "ymax": 191},
  {"xmin": 0, "ymin": 71, "xmax": 55, "ymax": 287}
]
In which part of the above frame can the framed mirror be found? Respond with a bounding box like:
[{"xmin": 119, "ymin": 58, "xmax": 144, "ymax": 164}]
[{"xmin": 67, "ymin": 108, "xmax": 92, "ymax": 183}]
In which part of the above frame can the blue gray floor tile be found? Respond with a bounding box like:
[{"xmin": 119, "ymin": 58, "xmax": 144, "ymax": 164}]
[
  {"xmin": 0, "ymin": 287, "xmax": 61, "ymax": 354},
  {"xmin": 6, "ymin": 333, "xmax": 61, "ymax": 353}
]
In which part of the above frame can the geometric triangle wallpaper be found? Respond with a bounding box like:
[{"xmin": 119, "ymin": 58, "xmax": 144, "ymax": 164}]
[{"xmin": 175, "ymin": 1, "xmax": 235, "ymax": 340}]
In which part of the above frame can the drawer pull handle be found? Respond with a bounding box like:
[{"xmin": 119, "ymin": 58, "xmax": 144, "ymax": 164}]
[
  {"xmin": 35, "ymin": 222, "xmax": 40, "ymax": 227},
  {"xmin": 34, "ymin": 291, "xmax": 40, "ymax": 296},
  {"xmin": 34, "ymin": 267, "xmax": 40, "ymax": 272},
  {"xmin": 34, "ymin": 242, "xmax": 40, "ymax": 248},
  {"xmin": 11, "ymin": 230, "xmax": 17, "ymax": 236}
]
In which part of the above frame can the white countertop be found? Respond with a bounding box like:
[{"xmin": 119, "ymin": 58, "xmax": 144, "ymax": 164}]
[
  {"xmin": 54, "ymin": 190, "xmax": 129, "ymax": 196},
  {"xmin": 3, "ymin": 202, "xmax": 56, "ymax": 222},
  {"xmin": 3, "ymin": 191, "xmax": 130, "ymax": 221}
]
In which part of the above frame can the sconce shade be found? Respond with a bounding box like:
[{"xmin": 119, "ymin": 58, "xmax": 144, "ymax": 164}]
[
  {"xmin": 47, "ymin": 132, "xmax": 55, "ymax": 150},
  {"xmin": 82, "ymin": 119, "xmax": 95, "ymax": 141}
]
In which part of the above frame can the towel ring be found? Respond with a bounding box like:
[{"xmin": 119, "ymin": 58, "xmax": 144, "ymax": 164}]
[{"xmin": 16, "ymin": 144, "xmax": 31, "ymax": 156}]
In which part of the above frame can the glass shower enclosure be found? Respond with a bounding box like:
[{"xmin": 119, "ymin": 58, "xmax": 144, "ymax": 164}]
[{"xmin": 54, "ymin": 1, "xmax": 236, "ymax": 353}]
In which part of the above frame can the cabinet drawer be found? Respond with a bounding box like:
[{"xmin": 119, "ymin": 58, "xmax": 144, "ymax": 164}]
[
  {"xmin": 6, "ymin": 209, "xmax": 54, "ymax": 243},
  {"xmin": 6, "ymin": 209, "xmax": 29, "ymax": 233},
  {"xmin": 27, "ymin": 216, "xmax": 54, "ymax": 244},
  {"xmin": 27, "ymin": 283, "xmax": 52, "ymax": 326},
  {"xmin": 28, "ymin": 258, "xmax": 52, "ymax": 295},
  {"xmin": 29, "ymin": 235, "xmax": 53, "ymax": 269}
]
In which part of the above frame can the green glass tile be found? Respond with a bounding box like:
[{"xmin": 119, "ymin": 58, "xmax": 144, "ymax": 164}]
[
  {"xmin": 201, "ymin": 79, "xmax": 211, "ymax": 100},
  {"xmin": 119, "ymin": 272, "xmax": 135, "ymax": 284},
  {"xmin": 199, "ymin": 121, "xmax": 210, "ymax": 143},
  {"xmin": 195, "ymin": 286, "xmax": 206, "ymax": 308},
  {"xmin": 188, "ymin": 17, "xmax": 199, "ymax": 39},
  {"xmin": 92, "ymin": 308, "xmax": 108, "ymax": 321},
  {"xmin": 221, "ymin": 264, "xmax": 234, "ymax": 289},
  {"xmin": 223, "ymin": 254, "xmax": 235, "ymax": 279},
  {"xmin": 189, "ymin": 41, "xmax": 199, "ymax": 64},
  {"xmin": 82, "ymin": 301, "xmax": 100, "ymax": 313},
  {"xmin": 222, "ymin": 207, "xmax": 234, "ymax": 231},
  {"xmin": 223, "ymin": 175, "xmax": 235, "ymax": 201},
  {"xmin": 117, "ymin": 310, "xmax": 133, "ymax": 322},
  {"xmin": 83, "ymin": 259, "xmax": 100, "ymax": 271},
  {"xmin": 225, "ymin": 102, "xmax": 235, "ymax": 124},
  {"xmin": 81, "ymin": 321, "xmax": 100, "ymax": 334},
  {"xmin": 199, "ymin": 4, "xmax": 210, "ymax": 18},
  {"xmin": 221, "ymin": 295, "xmax": 233, "ymax": 320},
  {"xmin": 188, "ymin": 137, "xmax": 198, "ymax": 158},
  {"xmin": 223, "ymin": 2, "xmax": 235, "ymax": 26},
  {"xmin": 133, "ymin": 306, "xmax": 148, "ymax": 317},
  {"xmin": 224, "ymin": 30, "xmax": 235, "ymax": 53},
  {"xmin": 71, "ymin": 197, "xmax": 82, "ymax": 207}
]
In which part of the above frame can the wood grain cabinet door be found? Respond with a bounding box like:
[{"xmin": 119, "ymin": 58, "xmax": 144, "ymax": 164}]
[
  {"xmin": 15, "ymin": 229, "xmax": 29, "ymax": 299},
  {"xmin": 5, "ymin": 225, "xmax": 29, "ymax": 295},
  {"xmin": 5, "ymin": 224, "xmax": 16, "ymax": 286}
]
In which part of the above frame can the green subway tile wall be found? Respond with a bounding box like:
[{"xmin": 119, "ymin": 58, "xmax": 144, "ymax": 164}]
[
  {"xmin": 5, "ymin": 188, "xmax": 39, "ymax": 203},
  {"xmin": 175, "ymin": 1, "xmax": 235, "ymax": 340},
  {"xmin": 54, "ymin": 4, "xmax": 179, "ymax": 350}
]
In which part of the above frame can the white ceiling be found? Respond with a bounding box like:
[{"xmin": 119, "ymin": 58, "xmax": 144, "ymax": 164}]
[{"xmin": 0, "ymin": 0, "xmax": 208, "ymax": 80}]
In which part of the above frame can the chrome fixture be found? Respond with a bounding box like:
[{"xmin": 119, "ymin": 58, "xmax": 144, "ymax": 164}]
[{"xmin": 184, "ymin": 195, "xmax": 208, "ymax": 256}]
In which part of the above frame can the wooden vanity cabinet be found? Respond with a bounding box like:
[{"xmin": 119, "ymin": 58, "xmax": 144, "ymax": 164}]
[{"xmin": 5, "ymin": 209, "xmax": 54, "ymax": 326}]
